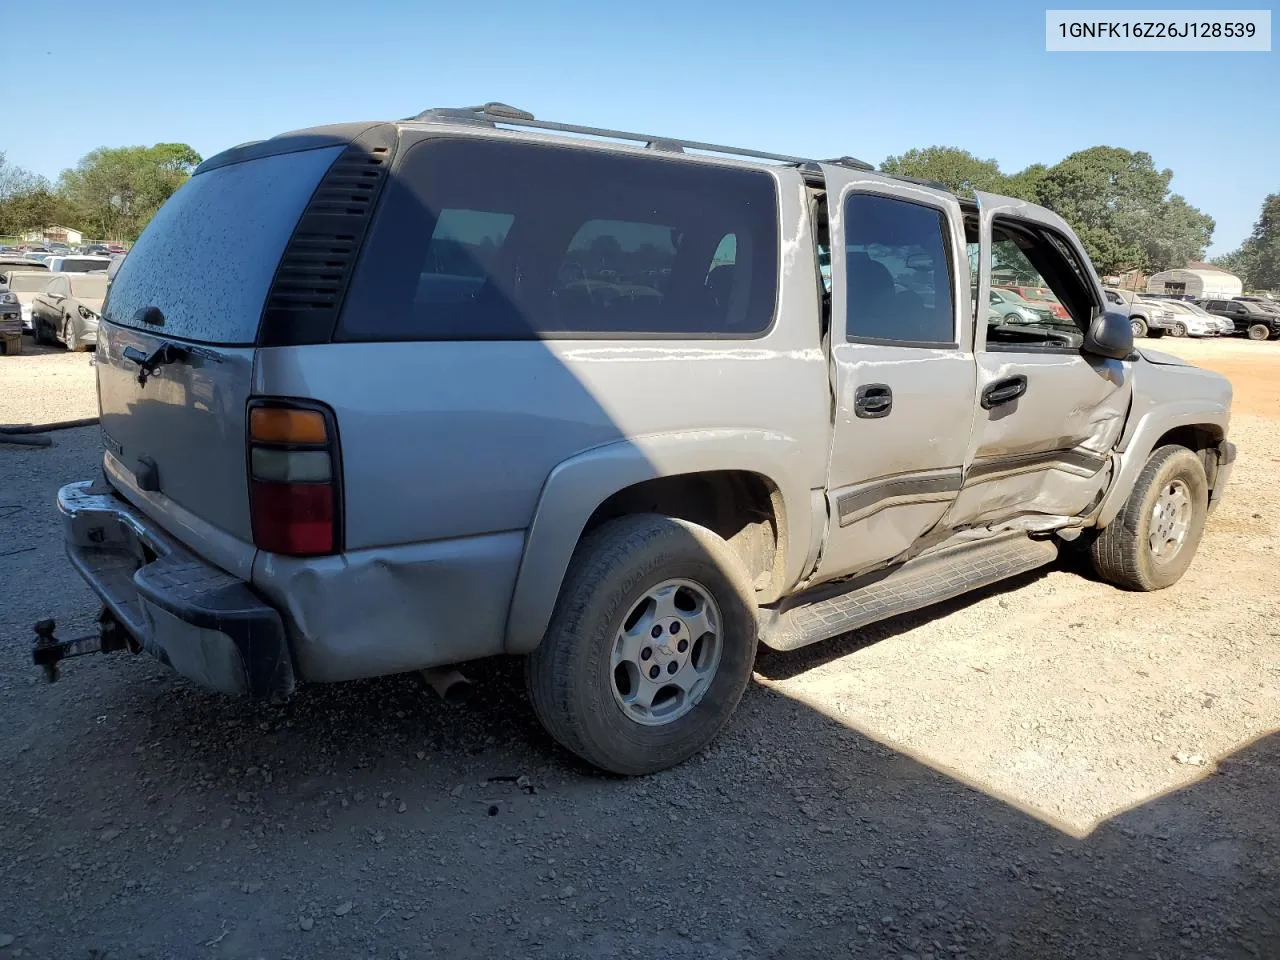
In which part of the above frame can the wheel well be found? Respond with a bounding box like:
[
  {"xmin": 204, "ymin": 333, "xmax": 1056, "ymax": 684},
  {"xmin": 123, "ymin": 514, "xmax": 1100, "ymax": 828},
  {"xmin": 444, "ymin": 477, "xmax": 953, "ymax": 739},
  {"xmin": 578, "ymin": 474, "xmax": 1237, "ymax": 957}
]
[
  {"xmin": 583, "ymin": 471, "xmax": 783, "ymax": 596},
  {"xmin": 1154, "ymin": 424, "xmax": 1225, "ymax": 490}
]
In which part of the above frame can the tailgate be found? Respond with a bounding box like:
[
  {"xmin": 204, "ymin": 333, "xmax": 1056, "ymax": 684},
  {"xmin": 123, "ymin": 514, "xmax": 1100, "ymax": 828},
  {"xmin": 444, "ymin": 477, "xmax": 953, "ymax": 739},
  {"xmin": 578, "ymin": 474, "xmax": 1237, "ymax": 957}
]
[{"xmin": 96, "ymin": 141, "xmax": 347, "ymax": 545}]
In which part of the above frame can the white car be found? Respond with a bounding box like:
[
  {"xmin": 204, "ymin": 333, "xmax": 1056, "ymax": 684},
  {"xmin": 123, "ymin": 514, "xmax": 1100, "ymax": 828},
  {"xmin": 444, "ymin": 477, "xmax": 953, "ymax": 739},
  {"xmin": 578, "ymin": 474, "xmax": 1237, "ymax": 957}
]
[{"xmin": 1161, "ymin": 300, "xmax": 1226, "ymax": 337}]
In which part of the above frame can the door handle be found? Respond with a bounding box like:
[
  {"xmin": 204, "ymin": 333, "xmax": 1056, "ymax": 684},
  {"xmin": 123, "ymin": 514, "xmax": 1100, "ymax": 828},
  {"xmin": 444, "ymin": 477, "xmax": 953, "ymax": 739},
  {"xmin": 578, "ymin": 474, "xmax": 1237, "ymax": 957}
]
[
  {"xmin": 980, "ymin": 374, "xmax": 1028, "ymax": 410},
  {"xmin": 854, "ymin": 383, "xmax": 893, "ymax": 419}
]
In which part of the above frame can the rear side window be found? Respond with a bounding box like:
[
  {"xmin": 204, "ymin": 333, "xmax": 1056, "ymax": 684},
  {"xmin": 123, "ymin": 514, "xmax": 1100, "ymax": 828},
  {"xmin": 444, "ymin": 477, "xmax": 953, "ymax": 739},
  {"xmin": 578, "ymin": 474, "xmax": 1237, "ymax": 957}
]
[
  {"xmin": 338, "ymin": 138, "xmax": 779, "ymax": 340},
  {"xmin": 104, "ymin": 145, "xmax": 343, "ymax": 344},
  {"xmin": 843, "ymin": 193, "xmax": 955, "ymax": 345}
]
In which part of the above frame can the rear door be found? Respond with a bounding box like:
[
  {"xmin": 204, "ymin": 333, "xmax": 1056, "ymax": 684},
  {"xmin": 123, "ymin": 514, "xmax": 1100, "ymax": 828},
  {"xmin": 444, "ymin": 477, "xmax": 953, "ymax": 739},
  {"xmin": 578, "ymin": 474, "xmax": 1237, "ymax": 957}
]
[
  {"xmin": 810, "ymin": 166, "xmax": 977, "ymax": 582},
  {"xmin": 943, "ymin": 193, "xmax": 1133, "ymax": 529},
  {"xmin": 97, "ymin": 142, "xmax": 345, "ymax": 554}
]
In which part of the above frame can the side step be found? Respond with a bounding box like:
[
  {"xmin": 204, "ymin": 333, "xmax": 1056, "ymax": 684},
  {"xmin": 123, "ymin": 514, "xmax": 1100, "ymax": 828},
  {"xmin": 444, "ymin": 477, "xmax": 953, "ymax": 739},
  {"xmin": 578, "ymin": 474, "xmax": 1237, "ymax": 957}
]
[{"xmin": 759, "ymin": 533, "xmax": 1059, "ymax": 652}]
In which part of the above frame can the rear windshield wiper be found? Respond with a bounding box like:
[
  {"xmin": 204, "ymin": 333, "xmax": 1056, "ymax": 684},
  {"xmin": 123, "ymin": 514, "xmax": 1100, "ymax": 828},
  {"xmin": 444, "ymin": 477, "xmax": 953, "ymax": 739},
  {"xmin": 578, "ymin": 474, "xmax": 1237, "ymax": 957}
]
[{"xmin": 122, "ymin": 342, "xmax": 190, "ymax": 387}]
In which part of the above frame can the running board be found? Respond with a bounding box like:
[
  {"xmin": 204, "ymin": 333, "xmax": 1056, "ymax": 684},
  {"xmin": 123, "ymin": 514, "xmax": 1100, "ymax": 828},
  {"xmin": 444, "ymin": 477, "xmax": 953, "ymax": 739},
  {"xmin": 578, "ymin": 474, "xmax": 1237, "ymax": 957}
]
[{"xmin": 759, "ymin": 533, "xmax": 1059, "ymax": 652}]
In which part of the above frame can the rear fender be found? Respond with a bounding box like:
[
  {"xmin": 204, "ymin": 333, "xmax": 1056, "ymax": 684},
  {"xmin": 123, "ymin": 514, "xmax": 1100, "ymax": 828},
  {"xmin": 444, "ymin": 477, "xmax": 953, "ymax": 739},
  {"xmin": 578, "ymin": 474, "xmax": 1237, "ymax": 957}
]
[{"xmin": 503, "ymin": 430, "xmax": 812, "ymax": 654}]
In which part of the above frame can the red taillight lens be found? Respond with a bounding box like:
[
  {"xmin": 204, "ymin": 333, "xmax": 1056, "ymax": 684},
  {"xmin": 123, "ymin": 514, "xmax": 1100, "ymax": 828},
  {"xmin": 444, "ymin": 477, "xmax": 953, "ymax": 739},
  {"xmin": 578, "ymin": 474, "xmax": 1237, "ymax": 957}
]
[
  {"xmin": 250, "ymin": 479, "xmax": 334, "ymax": 555},
  {"xmin": 247, "ymin": 401, "xmax": 340, "ymax": 557}
]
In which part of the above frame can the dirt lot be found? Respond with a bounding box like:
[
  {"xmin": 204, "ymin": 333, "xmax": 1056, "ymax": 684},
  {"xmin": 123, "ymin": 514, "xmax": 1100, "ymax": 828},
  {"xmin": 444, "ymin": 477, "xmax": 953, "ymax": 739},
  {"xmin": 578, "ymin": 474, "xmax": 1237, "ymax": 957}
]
[{"xmin": 1, "ymin": 336, "xmax": 1278, "ymax": 958}]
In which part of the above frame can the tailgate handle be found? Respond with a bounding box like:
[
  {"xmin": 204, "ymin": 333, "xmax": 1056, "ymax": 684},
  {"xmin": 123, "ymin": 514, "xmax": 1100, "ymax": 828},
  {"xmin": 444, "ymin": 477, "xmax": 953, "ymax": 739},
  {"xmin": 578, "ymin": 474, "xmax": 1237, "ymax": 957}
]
[{"xmin": 122, "ymin": 342, "xmax": 190, "ymax": 387}]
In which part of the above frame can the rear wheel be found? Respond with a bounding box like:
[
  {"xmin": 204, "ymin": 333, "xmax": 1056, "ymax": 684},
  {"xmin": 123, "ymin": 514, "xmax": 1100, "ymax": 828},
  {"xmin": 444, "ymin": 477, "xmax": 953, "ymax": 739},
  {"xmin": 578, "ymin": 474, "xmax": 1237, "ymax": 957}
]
[
  {"xmin": 1130, "ymin": 317, "xmax": 1148, "ymax": 338},
  {"xmin": 527, "ymin": 513, "xmax": 758, "ymax": 775},
  {"xmin": 1090, "ymin": 445, "xmax": 1208, "ymax": 591},
  {"xmin": 1246, "ymin": 322, "xmax": 1270, "ymax": 341},
  {"xmin": 1169, "ymin": 322, "xmax": 1187, "ymax": 338}
]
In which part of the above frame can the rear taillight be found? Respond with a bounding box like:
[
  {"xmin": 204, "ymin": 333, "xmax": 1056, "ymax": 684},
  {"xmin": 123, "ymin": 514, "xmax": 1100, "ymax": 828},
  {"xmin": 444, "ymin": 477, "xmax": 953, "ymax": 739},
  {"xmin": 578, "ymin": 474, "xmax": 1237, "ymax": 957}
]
[{"xmin": 247, "ymin": 402, "xmax": 340, "ymax": 556}]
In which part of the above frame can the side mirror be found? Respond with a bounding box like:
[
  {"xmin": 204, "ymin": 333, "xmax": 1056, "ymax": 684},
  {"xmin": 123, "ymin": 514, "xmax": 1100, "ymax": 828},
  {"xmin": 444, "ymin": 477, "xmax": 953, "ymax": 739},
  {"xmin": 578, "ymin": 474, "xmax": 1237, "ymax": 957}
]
[{"xmin": 1083, "ymin": 309, "xmax": 1133, "ymax": 360}]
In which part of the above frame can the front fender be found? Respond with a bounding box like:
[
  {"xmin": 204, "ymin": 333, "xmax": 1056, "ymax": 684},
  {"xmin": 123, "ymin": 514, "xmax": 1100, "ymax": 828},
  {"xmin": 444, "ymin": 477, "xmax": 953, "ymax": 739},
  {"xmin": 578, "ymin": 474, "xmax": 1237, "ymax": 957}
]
[
  {"xmin": 503, "ymin": 430, "xmax": 814, "ymax": 654},
  {"xmin": 1095, "ymin": 400, "xmax": 1230, "ymax": 527}
]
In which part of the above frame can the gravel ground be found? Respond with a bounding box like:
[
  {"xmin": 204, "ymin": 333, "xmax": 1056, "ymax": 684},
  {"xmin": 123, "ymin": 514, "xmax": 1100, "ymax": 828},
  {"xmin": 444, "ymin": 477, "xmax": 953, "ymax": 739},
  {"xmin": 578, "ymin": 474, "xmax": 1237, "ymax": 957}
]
[
  {"xmin": 0, "ymin": 341, "xmax": 99, "ymax": 427},
  {"xmin": 0, "ymin": 336, "xmax": 1277, "ymax": 959}
]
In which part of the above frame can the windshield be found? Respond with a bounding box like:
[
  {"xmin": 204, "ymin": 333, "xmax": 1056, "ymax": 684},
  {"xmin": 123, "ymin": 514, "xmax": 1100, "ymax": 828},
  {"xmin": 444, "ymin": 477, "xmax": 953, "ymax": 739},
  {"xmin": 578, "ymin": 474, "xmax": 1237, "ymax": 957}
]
[{"xmin": 70, "ymin": 275, "xmax": 109, "ymax": 298}]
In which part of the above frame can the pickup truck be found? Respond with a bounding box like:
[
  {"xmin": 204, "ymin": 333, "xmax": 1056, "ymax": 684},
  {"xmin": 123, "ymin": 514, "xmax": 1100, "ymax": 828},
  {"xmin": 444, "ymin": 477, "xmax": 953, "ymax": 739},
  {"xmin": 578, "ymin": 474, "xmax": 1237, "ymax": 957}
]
[
  {"xmin": 38, "ymin": 104, "xmax": 1236, "ymax": 775},
  {"xmin": 1103, "ymin": 287, "xmax": 1178, "ymax": 338}
]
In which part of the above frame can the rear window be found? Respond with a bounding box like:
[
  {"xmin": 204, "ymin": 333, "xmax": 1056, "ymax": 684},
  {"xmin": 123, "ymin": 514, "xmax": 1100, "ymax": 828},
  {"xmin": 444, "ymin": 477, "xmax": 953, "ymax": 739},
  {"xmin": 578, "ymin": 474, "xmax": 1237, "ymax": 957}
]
[
  {"xmin": 56, "ymin": 258, "xmax": 109, "ymax": 273},
  {"xmin": 338, "ymin": 138, "xmax": 779, "ymax": 340},
  {"xmin": 104, "ymin": 145, "xmax": 343, "ymax": 344},
  {"xmin": 5, "ymin": 274, "xmax": 51, "ymax": 293},
  {"xmin": 70, "ymin": 275, "xmax": 108, "ymax": 298}
]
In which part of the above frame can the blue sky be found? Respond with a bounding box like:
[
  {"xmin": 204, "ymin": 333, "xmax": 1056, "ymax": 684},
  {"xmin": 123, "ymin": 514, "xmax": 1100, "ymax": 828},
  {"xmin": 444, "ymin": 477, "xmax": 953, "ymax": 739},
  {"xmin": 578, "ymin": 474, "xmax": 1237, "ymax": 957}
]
[{"xmin": 5, "ymin": 0, "xmax": 1276, "ymax": 254}]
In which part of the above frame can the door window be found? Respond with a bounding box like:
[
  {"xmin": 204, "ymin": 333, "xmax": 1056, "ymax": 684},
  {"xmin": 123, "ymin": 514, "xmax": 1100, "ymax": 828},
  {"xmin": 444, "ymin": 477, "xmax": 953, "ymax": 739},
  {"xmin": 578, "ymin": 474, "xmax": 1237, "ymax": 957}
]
[
  {"xmin": 985, "ymin": 221, "xmax": 1098, "ymax": 351},
  {"xmin": 843, "ymin": 193, "xmax": 954, "ymax": 346}
]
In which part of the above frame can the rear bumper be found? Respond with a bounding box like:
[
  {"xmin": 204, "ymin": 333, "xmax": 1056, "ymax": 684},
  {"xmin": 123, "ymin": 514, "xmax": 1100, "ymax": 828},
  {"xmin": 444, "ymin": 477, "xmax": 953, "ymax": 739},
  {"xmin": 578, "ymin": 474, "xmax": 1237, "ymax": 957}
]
[{"xmin": 59, "ymin": 480, "xmax": 294, "ymax": 698}]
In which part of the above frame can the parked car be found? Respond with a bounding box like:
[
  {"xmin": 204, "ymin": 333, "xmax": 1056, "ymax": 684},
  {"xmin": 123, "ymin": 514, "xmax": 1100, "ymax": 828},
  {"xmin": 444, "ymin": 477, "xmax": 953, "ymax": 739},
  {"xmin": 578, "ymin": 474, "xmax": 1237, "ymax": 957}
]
[
  {"xmin": 1198, "ymin": 298, "xmax": 1280, "ymax": 340},
  {"xmin": 988, "ymin": 287, "xmax": 1055, "ymax": 324},
  {"xmin": 1164, "ymin": 299, "xmax": 1233, "ymax": 336},
  {"xmin": 1155, "ymin": 300, "xmax": 1222, "ymax": 337},
  {"xmin": 30, "ymin": 273, "xmax": 108, "ymax": 350},
  {"xmin": 83, "ymin": 244, "xmax": 111, "ymax": 256},
  {"xmin": 1, "ymin": 268, "xmax": 55, "ymax": 335},
  {"xmin": 1103, "ymin": 288, "xmax": 1174, "ymax": 338},
  {"xmin": 105, "ymin": 243, "xmax": 126, "ymax": 254},
  {"xmin": 41, "ymin": 105, "xmax": 1235, "ymax": 775},
  {"xmin": 0, "ymin": 276, "xmax": 22, "ymax": 355},
  {"xmin": 47, "ymin": 255, "xmax": 113, "ymax": 274},
  {"xmin": 996, "ymin": 284, "xmax": 1072, "ymax": 321}
]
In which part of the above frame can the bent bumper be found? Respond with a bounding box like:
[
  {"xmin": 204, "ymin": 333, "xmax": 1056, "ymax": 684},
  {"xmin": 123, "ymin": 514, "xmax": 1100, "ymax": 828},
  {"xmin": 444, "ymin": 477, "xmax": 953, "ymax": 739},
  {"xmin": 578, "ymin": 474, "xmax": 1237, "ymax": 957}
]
[{"xmin": 59, "ymin": 480, "xmax": 294, "ymax": 698}]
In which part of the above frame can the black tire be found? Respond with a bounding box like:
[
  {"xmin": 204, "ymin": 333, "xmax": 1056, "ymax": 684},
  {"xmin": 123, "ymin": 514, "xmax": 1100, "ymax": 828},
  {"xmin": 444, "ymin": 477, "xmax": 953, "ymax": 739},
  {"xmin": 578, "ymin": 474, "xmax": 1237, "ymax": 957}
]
[
  {"xmin": 1169, "ymin": 322, "xmax": 1187, "ymax": 338},
  {"xmin": 31, "ymin": 317, "xmax": 45, "ymax": 345},
  {"xmin": 1247, "ymin": 323, "xmax": 1270, "ymax": 341},
  {"xmin": 1090, "ymin": 445, "xmax": 1208, "ymax": 591},
  {"xmin": 1130, "ymin": 317, "xmax": 1148, "ymax": 338},
  {"xmin": 1147, "ymin": 327, "xmax": 1166, "ymax": 339},
  {"xmin": 63, "ymin": 316, "xmax": 80, "ymax": 351},
  {"xmin": 527, "ymin": 513, "xmax": 758, "ymax": 775}
]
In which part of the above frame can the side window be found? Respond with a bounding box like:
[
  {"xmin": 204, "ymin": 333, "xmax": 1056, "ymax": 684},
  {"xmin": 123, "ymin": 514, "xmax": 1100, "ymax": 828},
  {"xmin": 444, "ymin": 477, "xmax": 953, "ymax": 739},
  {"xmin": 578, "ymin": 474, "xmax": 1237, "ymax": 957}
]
[
  {"xmin": 339, "ymin": 138, "xmax": 779, "ymax": 340},
  {"xmin": 843, "ymin": 193, "xmax": 954, "ymax": 345},
  {"xmin": 984, "ymin": 221, "xmax": 1097, "ymax": 351},
  {"xmin": 1105, "ymin": 290, "xmax": 1123, "ymax": 305}
]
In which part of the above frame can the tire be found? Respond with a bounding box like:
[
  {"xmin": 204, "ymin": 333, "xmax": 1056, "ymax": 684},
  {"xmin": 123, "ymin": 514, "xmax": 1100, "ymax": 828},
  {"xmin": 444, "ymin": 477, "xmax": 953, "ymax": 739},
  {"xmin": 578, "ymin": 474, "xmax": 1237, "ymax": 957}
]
[
  {"xmin": 1130, "ymin": 317, "xmax": 1148, "ymax": 338},
  {"xmin": 1090, "ymin": 445, "xmax": 1208, "ymax": 591},
  {"xmin": 31, "ymin": 317, "xmax": 45, "ymax": 345},
  {"xmin": 1246, "ymin": 323, "xmax": 1270, "ymax": 341},
  {"xmin": 526, "ymin": 513, "xmax": 758, "ymax": 775},
  {"xmin": 63, "ymin": 316, "xmax": 80, "ymax": 351},
  {"xmin": 1169, "ymin": 322, "xmax": 1187, "ymax": 338},
  {"xmin": 1147, "ymin": 328, "xmax": 1166, "ymax": 339}
]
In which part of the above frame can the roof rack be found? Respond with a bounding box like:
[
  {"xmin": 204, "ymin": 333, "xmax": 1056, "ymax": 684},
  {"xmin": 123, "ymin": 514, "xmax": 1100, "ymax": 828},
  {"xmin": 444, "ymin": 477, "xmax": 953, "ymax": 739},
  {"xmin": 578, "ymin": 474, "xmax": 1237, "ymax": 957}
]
[{"xmin": 406, "ymin": 102, "xmax": 876, "ymax": 172}]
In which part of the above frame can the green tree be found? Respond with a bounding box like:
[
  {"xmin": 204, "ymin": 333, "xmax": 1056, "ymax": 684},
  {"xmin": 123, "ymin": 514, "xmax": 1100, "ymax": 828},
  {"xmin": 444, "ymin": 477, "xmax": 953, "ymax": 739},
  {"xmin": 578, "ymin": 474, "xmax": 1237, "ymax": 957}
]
[
  {"xmin": 1029, "ymin": 147, "xmax": 1212, "ymax": 275},
  {"xmin": 57, "ymin": 143, "xmax": 201, "ymax": 240},
  {"xmin": 1000, "ymin": 163, "xmax": 1048, "ymax": 202},
  {"xmin": 1210, "ymin": 248, "xmax": 1250, "ymax": 286},
  {"xmin": 879, "ymin": 146, "xmax": 1006, "ymax": 196},
  {"xmin": 1229, "ymin": 194, "xmax": 1280, "ymax": 291}
]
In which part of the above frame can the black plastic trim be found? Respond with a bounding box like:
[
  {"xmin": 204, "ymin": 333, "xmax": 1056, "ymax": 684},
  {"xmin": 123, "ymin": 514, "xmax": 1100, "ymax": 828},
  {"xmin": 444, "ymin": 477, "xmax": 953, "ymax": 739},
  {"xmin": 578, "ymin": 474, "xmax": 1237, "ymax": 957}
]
[
  {"xmin": 256, "ymin": 124, "xmax": 400, "ymax": 348},
  {"xmin": 836, "ymin": 470, "xmax": 963, "ymax": 526},
  {"xmin": 966, "ymin": 448, "xmax": 1106, "ymax": 483}
]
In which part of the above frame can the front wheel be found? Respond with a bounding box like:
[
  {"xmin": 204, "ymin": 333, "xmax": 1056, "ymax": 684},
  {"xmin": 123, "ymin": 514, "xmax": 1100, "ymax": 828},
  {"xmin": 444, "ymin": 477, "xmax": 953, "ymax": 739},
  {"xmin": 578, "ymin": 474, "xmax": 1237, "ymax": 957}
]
[
  {"xmin": 1169, "ymin": 322, "xmax": 1187, "ymax": 338},
  {"xmin": 1247, "ymin": 323, "xmax": 1270, "ymax": 341},
  {"xmin": 1090, "ymin": 445, "xmax": 1208, "ymax": 591},
  {"xmin": 62, "ymin": 316, "xmax": 81, "ymax": 351},
  {"xmin": 527, "ymin": 514, "xmax": 758, "ymax": 775},
  {"xmin": 1130, "ymin": 317, "xmax": 1148, "ymax": 338}
]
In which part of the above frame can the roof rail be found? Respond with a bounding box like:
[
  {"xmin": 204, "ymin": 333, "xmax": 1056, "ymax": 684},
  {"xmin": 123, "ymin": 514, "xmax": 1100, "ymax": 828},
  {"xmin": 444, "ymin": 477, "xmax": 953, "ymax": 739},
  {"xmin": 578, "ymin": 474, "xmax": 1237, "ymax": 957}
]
[{"xmin": 406, "ymin": 102, "xmax": 876, "ymax": 171}]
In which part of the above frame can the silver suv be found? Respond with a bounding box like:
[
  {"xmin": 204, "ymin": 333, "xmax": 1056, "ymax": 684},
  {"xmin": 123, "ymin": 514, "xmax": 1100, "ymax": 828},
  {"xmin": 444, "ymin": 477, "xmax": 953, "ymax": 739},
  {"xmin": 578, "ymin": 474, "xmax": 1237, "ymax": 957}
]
[{"xmin": 41, "ymin": 104, "xmax": 1236, "ymax": 775}]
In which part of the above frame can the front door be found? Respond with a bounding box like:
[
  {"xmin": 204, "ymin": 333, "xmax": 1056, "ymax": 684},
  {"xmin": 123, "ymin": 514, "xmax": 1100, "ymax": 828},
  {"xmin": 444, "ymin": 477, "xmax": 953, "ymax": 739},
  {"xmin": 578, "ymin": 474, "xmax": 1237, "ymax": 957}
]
[
  {"xmin": 811, "ymin": 167, "xmax": 977, "ymax": 583},
  {"xmin": 943, "ymin": 193, "xmax": 1133, "ymax": 530}
]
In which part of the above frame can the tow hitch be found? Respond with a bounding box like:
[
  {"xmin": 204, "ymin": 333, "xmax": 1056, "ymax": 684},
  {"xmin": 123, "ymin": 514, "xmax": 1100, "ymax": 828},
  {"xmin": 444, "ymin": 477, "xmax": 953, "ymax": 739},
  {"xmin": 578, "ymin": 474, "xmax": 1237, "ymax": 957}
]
[{"xmin": 32, "ymin": 610, "xmax": 133, "ymax": 683}]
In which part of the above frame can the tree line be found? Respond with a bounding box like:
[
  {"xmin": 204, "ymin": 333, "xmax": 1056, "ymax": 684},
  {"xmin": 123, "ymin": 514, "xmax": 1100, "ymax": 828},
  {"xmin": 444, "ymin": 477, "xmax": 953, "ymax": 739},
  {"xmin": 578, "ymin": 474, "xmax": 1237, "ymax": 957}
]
[
  {"xmin": 879, "ymin": 145, "xmax": 1277, "ymax": 291},
  {"xmin": 0, "ymin": 144, "xmax": 201, "ymax": 242}
]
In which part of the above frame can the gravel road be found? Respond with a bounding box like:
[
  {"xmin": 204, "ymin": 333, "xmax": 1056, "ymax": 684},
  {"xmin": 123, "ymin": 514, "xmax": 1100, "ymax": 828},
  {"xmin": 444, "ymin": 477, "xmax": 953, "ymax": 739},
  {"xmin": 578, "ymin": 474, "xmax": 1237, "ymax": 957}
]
[{"xmin": 1, "ymin": 337, "xmax": 1277, "ymax": 959}]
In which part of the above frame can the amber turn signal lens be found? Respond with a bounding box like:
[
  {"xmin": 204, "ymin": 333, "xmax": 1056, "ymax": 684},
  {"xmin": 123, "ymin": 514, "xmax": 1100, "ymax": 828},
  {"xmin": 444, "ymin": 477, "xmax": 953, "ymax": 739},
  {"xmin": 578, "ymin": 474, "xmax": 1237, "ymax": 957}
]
[{"xmin": 249, "ymin": 407, "xmax": 328, "ymax": 445}]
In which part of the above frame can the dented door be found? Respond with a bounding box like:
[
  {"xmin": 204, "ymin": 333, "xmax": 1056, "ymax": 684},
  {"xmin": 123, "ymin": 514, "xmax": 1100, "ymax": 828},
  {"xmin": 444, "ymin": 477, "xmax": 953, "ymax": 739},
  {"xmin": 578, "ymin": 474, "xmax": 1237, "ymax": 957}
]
[
  {"xmin": 945, "ymin": 194, "xmax": 1133, "ymax": 528},
  {"xmin": 810, "ymin": 166, "xmax": 977, "ymax": 584}
]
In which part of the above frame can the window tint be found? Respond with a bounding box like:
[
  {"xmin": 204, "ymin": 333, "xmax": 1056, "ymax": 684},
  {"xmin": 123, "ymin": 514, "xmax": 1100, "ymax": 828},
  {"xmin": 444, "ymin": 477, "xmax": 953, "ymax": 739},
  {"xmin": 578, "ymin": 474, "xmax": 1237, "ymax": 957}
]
[
  {"xmin": 843, "ymin": 193, "xmax": 954, "ymax": 345},
  {"xmin": 105, "ymin": 145, "xmax": 344, "ymax": 344},
  {"xmin": 339, "ymin": 138, "xmax": 779, "ymax": 340}
]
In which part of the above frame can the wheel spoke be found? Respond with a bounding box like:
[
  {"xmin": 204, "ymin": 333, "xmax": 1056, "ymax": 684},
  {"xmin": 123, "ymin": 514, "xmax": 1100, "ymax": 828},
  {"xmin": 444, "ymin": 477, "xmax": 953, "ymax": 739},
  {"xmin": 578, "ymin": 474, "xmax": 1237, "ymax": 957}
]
[
  {"xmin": 628, "ymin": 674, "xmax": 664, "ymax": 710},
  {"xmin": 649, "ymin": 583, "xmax": 684, "ymax": 622}
]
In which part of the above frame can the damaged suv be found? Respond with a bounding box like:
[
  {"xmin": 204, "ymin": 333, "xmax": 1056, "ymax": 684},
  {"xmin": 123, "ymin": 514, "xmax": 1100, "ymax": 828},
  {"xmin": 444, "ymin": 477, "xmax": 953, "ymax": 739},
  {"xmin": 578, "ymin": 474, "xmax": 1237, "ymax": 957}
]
[{"xmin": 41, "ymin": 104, "xmax": 1235, "ymax": 774}]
